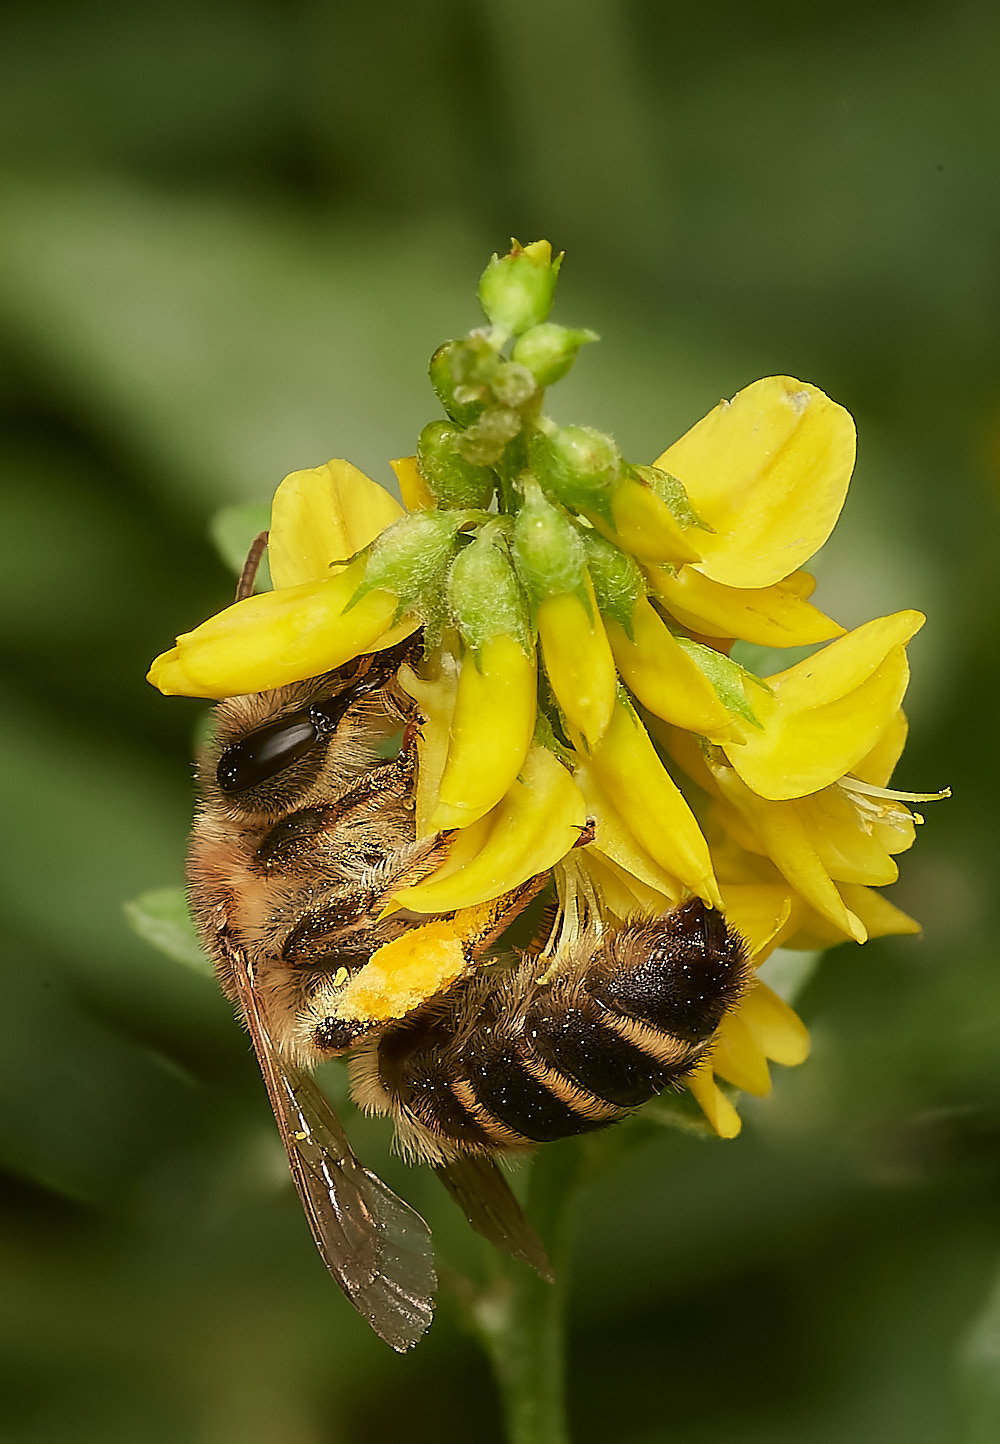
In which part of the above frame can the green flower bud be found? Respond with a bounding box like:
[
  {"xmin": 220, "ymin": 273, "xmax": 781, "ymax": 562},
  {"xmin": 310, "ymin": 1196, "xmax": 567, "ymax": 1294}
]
[
  {"xmin": 511, "ymin": 323, "xmax": 598, "ymax": 387},
  {"xmin": 478, "ymin": 239, "xmax": 563, "ymax": 335},
  {"xmin": 429, "ymin": 335, "xmax": 498, "ymax": 427},
  {"xmin": 448, "ymin": 523, "xmax": 531, "ymax": 654},
  {"xmin": 511, "ymin": 479, "xmax": 588, "ymax": 612},
  {"xmin": 530, "ymin": 424, "xmax": 621, "ymax": 515},
  {"xmin": 579, "ymin": 527, "xmax": 645, "ymax": 637},
  {"xmin": 417, "ymin": 421, "xmax": 496, "ymax": 509}
]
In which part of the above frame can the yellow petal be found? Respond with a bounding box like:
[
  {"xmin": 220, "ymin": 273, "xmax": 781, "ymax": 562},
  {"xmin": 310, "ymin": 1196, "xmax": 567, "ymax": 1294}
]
[
  {"xmin": 654, "ymin": 720, "xmax": 723, "ymax": 797},
  {"xmin": 852, "ymin": 708, "xmax": 909, "ymax": 787},
  {"xmin": 797, "ymin": 786, "xmax": 902, "ymax": 886},
  {"xmin": 429, "ymin": 634, "xmax": 537, "ymax": 831},
  {"xmin": 394, "ymin": 745, "xmax": 585, "ymax": 913},
  {"xmin": 717, "ymin": 883, "xmax": 797, "ymax": 961},
  {"xmin": 586, "ymin": 477, "xmax": 703, "ymax": 565},
  {"xmin": 709, "ymin": 764, "xmax": 867, "ymax": 943},
  {"xmin": 606, "ymin": 599, "xmax": 734, "ymax": 735},
  {"xmin": 686, "ymin": 1060, "xmax": 742, "ymax": 1137},
  {"xmin": 538, "ymin": 580, "xmax": 617, "ymax": 748},
  {"xmin": 838, "ymin": 883, "xmax": 921, "ymax": 939},
  {"xmin": 711, "ymin": 1011, "xmax": 773, "ymax": 1096},
  {"xmin": 398, "ymin": 652, "xmax": 461, "ymax": 837},
  {"xmin": 390, "ymin": 455, "xmax": 434, "ymax": 511},
  {"xmin": 722, "ymin": 612, "xmax": 924, "ymax": 800},
  {"xmin": 574, "ymin": 762, "xmax": 683, "ymax": 902},
  {"xmin": 584, "ymin": 695, "xmax": 721, "ymax": 908},
  {"xmin": 647, "ymin": 564, "xmax": 844, "ymax": 648},
  {"xmin": 654, "ymin": 376, "xmax": 856, "ymax": 589},
  {"xmin": 269, "ymin": 460, "xmax": 404, "ymax": 588},
  {"xmin": 148, "ymin": 559, "xmax": 416, "ymax": 698},
  {"xmin": 739, "ymin": 981, "xmax": 811, "ymax": 1066}
]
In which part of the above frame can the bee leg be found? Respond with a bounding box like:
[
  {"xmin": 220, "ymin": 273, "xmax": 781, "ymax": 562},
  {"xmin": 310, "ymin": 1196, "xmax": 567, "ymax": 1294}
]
[{"xmin": 460, "ymin": 874, "xmax": 551, "ymax": 958}]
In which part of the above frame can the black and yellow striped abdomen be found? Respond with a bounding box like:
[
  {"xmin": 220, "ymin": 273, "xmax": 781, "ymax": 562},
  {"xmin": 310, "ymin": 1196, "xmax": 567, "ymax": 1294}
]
[{"xmin": 376, "ymin": 898, "xmax": 752, "ymax": 1155}]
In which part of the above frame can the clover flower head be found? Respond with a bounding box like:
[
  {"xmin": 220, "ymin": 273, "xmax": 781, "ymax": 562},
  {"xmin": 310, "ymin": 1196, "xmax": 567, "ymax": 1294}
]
[{"xmin": 148, "ymin": 241, "xmax": 944, "ymax": 1136}]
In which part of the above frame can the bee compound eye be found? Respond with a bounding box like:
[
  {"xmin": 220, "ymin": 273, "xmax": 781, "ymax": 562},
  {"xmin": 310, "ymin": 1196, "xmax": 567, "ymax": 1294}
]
[{"xmin": 216, "ymin": 713, "xmax": 318, "ymax": 794}]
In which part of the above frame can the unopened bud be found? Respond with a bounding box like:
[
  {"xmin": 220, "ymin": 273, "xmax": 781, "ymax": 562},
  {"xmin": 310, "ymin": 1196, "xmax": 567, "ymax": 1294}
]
[
  {"xmin": 478, "ymin": 239, "xmax": 563, "ymax": 335},
  {"xmin": 417, "ymin": 421, "xmax": 495, "ymax": 509},
  {"xmin": 429, "ymin": 335, "xmax": 497, "ymax": 427},
  {"xmin": 511, "ymin": 480, "xmax": 587, "ymax": 611},
  {"xmin": 531, "ymin": 424, "xmax": 620, "ymax": 514},
  {"xmin": 448, "ymin": 523, "xmax": 530, "ymax": 654},
  {"xmin": 512, "ymin": 323, "xmax": 598, "ymax": 387}
]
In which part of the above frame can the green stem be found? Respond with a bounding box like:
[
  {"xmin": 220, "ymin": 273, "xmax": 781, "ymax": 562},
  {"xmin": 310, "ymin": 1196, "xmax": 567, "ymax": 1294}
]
[{"xmin": 474, "ymin": 1140, "xmax": 582, "ymax": 1444}]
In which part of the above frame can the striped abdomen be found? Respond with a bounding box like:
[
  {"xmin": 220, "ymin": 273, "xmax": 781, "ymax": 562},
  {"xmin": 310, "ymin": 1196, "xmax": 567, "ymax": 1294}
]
[{"xmin": 372, "ymin": 898, "xmax": 751, "ymax": 1158}]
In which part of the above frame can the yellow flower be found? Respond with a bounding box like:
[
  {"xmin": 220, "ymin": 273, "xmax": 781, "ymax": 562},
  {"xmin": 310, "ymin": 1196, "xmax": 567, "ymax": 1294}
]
[
  {"xmin": 148, "ymin": 295, "xmax": 938, "ymax": 1146},
  {"xmin": 652, "ymin": 374, "xmax": 857, "ymax": 589},
  {"xmin": 661, "ymin": 700, "xmax": 932, "ymax": 947},
  {"xmin": 718, "ymin": 610, "xmax": 925, "ymax": 799},
  {"xmin": 147, "ymin": 461, "xmax": 412, "ymax": 697}
]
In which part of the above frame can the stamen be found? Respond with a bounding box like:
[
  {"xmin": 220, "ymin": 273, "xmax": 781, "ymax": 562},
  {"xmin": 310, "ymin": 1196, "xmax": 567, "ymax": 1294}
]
[
  {"xmin": 840, "ymin": 776, "xmax": 951, "ymax": 805},
  {"xmin": 536, "ymin": 854, "xmax": 606, "ymax": 982}
]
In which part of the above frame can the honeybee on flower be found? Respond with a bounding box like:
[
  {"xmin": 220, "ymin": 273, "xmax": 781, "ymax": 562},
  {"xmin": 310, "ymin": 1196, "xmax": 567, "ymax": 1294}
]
[{"xmin": 148, "ymin": 239, "xmax": 943, "ymax": 1343}]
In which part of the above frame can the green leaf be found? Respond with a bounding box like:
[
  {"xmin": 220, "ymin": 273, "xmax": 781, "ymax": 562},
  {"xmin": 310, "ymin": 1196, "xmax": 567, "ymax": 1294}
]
[
  {"xmin": 123, "ymin": 887, "xmax": 214, "ymax": 978},
  {"xmin": 209, "ymin": 502, "xmax": 272, "ymax": 589}
]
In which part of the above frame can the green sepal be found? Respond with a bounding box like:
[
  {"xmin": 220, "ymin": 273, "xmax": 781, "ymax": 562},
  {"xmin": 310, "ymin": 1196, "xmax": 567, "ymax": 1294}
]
[
  {"xmin": 447, "ymin": 521, "xmax": 532, "ymax": 655},
  {"xmin": 578, "ymin": 527, "xmax": 645, "ymax": 638},
  {"xmin": 531, "ymin": 708, "xmax": 577, "ymax": 769},
  {"xmin": 350, "ymin": 509, "xmax": 465, "ymax": 618},
  {"xmin": 531, "ymin": 424, "xmax": 621, "ymax": 514},
  {"xmin": 511, "ymin": 479, "xmax": 589, "ymax": 614},
  {"xmin": 478, "ymin": 239, "xmax": 563, "ymax": 334},
  {"xmin": 511, "ymin": 323, "xmax": 599, "ymax": 387},
  {"xmin": 672, "ymin": 634, "xmax": 772, "ymax": 728},
  {"xmin": 628, "ymin": 464, "xmax": 713, "ymax": 532},
  {"xmin": 417, "ymin": 420, "xmax": 496, "ymax": 509}
]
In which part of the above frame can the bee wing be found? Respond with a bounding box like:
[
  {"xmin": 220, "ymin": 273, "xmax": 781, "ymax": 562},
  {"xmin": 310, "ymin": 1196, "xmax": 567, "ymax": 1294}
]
[
  {"xmin": 229, "ymin": 949, "xmax": 436, "ymax": 1351},
  {"xmin": 434, "ymin": 1155, "xmax": 553, "ymax": 1283}
]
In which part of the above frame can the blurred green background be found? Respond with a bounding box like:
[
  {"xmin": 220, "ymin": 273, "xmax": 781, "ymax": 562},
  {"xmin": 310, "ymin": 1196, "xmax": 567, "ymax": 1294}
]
[{"xmin": 1, "ymin": 1, "xmax": 999, "ymax": 1439}]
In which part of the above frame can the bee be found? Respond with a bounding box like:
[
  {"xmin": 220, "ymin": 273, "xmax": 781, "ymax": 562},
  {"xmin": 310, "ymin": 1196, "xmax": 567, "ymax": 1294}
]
[{"xmin": 188, "ymin": 544, "xmax": 751, "ymax": 1350}]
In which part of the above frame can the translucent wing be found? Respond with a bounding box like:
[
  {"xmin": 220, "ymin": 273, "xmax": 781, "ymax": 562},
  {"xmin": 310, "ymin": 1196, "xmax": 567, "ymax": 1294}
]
[
  {"xmin": 435, "ymin": 1154, "xmax": 553, "ymax": 1282},
  {"xmin": 228, "ymin": 945, "xmax": 436, "ymax": 1350}
]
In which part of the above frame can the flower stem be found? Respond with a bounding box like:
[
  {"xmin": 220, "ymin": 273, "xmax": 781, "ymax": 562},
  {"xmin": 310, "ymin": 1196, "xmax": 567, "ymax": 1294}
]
[{"xmin": 474, "ymin": 1140, "xmax": 582, "ymax": 1444}]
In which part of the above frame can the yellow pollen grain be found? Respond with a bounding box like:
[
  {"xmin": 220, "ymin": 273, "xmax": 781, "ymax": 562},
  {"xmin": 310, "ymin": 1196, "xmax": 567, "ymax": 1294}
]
[
  {"xmin": 335, "ymin": 923, "xmax": 467, "ymax": 1024},
  {"xmin": 332, "ymin": 966, "xmax": 349, "ymax": 988}
]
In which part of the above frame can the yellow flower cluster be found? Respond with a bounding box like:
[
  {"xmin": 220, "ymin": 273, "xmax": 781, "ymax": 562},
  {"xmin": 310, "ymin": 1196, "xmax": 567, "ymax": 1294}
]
[{"xmin": 149, "ymin": 245, "xmax": 938, "ymax": 1137}]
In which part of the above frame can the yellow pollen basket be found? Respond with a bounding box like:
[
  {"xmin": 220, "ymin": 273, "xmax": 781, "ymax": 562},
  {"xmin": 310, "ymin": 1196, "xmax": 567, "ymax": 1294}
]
[{"xmin": 335, "ymin": 921, "xmax": 469, "ymax": 1024}]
